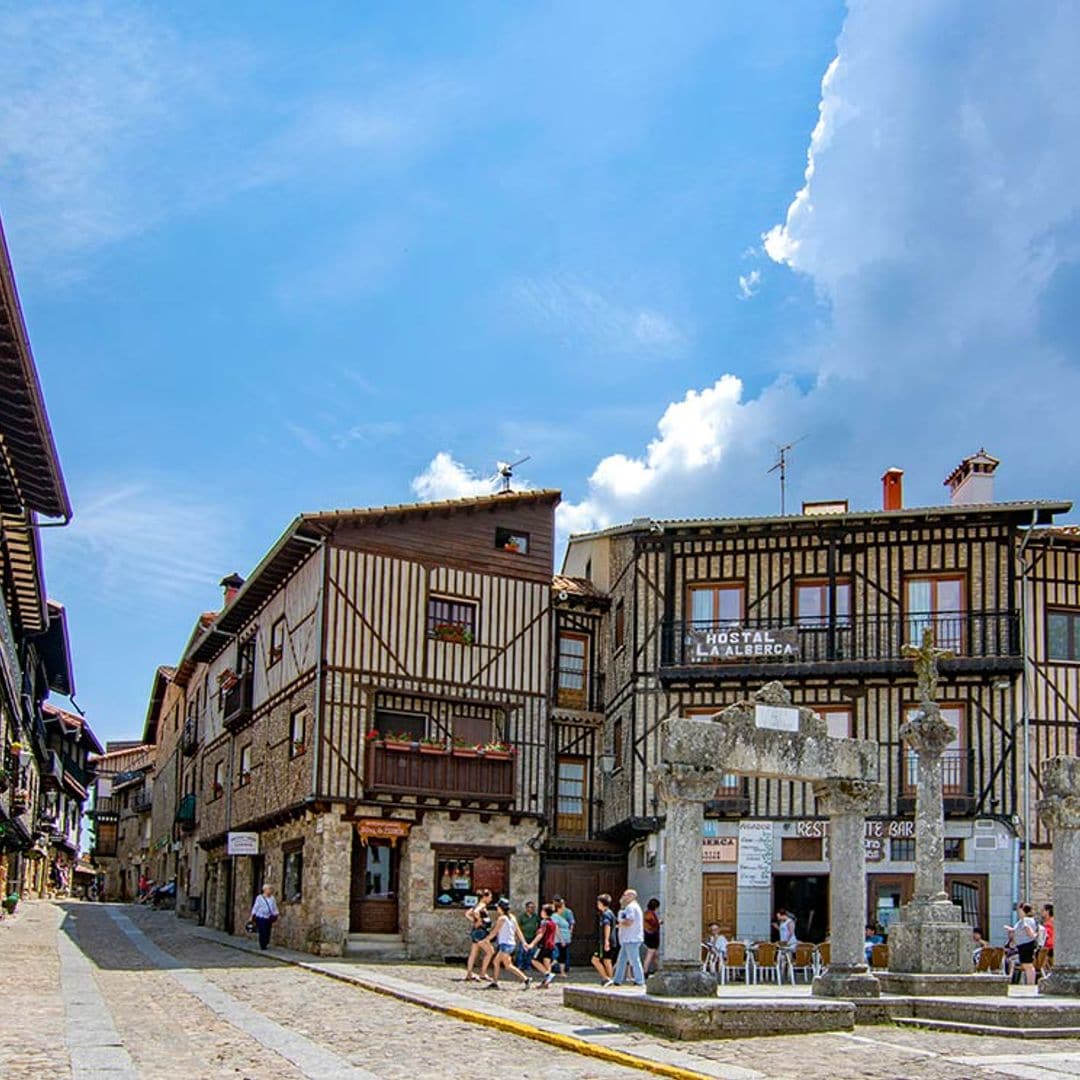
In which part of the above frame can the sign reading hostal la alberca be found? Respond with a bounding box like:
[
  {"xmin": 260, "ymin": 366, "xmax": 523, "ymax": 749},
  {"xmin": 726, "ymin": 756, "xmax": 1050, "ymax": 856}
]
[{"xmin": 687, "ymin": 626, "xmax": 800, "ymax": 663}]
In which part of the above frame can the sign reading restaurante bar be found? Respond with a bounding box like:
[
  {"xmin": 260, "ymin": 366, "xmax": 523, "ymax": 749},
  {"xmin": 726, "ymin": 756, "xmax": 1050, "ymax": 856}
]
[{"xmin": 687, "ymin": 626, "xmax": 800, "ymax": 662}]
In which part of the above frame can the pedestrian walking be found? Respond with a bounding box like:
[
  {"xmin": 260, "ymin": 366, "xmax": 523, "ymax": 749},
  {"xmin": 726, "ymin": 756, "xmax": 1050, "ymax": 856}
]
[
  {"xmin": 527, "ymin": 903, "xmax": 560, "ymax": 988},
  {"xmin": 643, "ymin": 897, "xmax": 662, "ymax": 975},
  {"xmin": 250, "ymin": 884, "xmax": 279, "ymax": 950},
  {"xmin": 551, "ymin": 899, "xmax": 571, "ymax": 974},
  {"xmin": 484, "ymin": 899, "xmax": 531, "ymax": 990},
  {"xmin": 604, "ymin": 889, "xmax": 645, "ymax": 987},
  {"xmin": 553, "ymin": 896, "xmax": 575, "ymax": 973},
  {"xmin": 590, "ymin": 893, "xmax": 618, "ymax": 982},
  {"xmin": 516, "ymin": 900, "xmax": 539, "ymax": 973},
  {"xmin": 1041, "ymin": 903, "xmax": 1055, "ymax": 963},
  {"xmin": 1005, "ymin": 903, "xmax": 1039, "ymax": 985},
  {"xmin": 463, "ymin": 888, "xmax": 495, "ymax": 982}
]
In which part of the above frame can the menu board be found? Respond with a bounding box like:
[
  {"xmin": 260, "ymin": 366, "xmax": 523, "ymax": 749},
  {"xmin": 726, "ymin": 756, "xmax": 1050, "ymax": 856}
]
[{"xmin": 737, "ymin": 821, "xmax": 773, "ymax": 887}]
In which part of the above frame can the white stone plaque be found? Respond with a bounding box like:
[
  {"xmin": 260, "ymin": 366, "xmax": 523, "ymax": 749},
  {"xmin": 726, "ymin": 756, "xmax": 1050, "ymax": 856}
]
[
  {"xmin": 227, "ymin": 831, "xmax": 260, "ymax": 856},
  {"xmin": 754, "ymin": 704, "xmax": 800, "ymax": 732},
  {"xmin": 737, "ymin": 821, "xmax": 773, "ymax": 887}
]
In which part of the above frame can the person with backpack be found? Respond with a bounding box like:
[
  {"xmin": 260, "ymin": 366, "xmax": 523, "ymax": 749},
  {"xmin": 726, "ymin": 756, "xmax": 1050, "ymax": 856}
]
[
  {"xmin": 590, "ymin": 893, "xmax": 618, "ymax": 982},
  {"xmin": 528, "ymin": 903, "xmax": 560, "ymax": 988}
]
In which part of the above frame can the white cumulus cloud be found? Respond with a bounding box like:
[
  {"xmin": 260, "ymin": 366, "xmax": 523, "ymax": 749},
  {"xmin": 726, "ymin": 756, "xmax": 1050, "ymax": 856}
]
[{"xmin": 410, "ymin": 452, "xmax": 500, "ymax": 501}]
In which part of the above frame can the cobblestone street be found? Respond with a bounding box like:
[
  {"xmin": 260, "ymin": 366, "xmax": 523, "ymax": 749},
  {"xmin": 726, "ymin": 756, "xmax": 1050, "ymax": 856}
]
[{"xmin": 4, "ymin": 900, "xmax": 1080, "ymax": 1080}]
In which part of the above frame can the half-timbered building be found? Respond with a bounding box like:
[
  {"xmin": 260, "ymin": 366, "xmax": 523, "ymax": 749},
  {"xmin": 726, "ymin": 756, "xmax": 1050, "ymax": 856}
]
[
  {"xmin": 562, "ymin": 453, "xmax": 1071, "ymax": 944},
  {"xmin": 183, "ymin": 489, "xmax": 559, "ymax": 957}
]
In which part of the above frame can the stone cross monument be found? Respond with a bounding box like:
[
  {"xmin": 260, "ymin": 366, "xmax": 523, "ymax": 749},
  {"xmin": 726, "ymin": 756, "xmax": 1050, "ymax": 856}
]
[
  {"xmin": 883, "ymin": 628, "xmax": 984, "ymax": 989},
  {"xmin": 1038, "ymin": 756, "xmax": 1080, "ymax": 996},
  {"xmin": 651, "ymin": 682, "xmax": 882, "ymax": 999}
]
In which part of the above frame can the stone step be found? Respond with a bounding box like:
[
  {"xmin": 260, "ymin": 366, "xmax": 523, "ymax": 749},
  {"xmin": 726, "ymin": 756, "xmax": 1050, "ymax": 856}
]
[
  {"xmin": 343, "ymin": 933, "xmax": 408, "ymax": 961},
  {"xmin": 894, "ymin": 1016, "xmax": 1080, "ymax": 1039}
]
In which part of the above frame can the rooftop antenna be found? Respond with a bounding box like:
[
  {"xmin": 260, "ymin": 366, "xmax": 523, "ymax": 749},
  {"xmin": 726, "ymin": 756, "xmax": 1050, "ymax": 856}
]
[
  {"xmin": 767, "ymin": 435, "xmax": 808, "ymax": 515},
  {"xmin": 492, "ymin": 455, "xmax": 531, "ymax": 493}
]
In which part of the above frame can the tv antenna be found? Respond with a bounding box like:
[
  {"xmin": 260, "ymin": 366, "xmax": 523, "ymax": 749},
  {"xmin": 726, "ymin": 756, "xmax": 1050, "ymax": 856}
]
[
  {"xmin": 767, "ymin": 435, "xmax": 808, "ymax": 515},
  {"xmin": 492, "ymin": 455, "xmax": 531, "ymax": 493}
]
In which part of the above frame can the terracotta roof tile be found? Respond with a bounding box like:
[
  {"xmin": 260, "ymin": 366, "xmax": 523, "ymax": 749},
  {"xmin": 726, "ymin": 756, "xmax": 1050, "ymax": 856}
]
[{"xmin": 552, "ymin": 575, "xmax": 606, "ymax": 599}]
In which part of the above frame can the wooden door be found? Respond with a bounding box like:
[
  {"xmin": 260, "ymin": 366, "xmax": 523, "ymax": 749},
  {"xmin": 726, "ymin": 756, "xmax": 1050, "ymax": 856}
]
[
  {"xmin": 222, "ymin": 859, "xmax": 235, "ymax": 935},
  {"xmin": 702, "ymin": 873, "xmax": 737, "ymax": 938},
  {"xmin": 350, "ymin": 834, "xmax": 399, "ymax": 934},
  {"xmin": 556, "ymin": 633, "xmax": 589, "ymax": 709},
  {"xmin": 541, "ymin": 859, "xmax": 627, "ymax": 967}
]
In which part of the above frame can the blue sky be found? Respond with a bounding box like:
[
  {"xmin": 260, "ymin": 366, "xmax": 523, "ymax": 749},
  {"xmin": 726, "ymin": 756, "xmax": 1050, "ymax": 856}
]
[{"xmin": 2, "ymin": 2, "xmax": 1078, "ymax": 744}]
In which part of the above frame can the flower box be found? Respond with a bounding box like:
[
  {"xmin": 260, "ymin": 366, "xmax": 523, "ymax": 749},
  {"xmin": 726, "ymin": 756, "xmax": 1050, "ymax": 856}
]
[
  {"xmin": 384, "ymin": 740, "xmax": 413, "ymax": 752},
  {"xmin": 431, "ymin": 623, "xmax": 475, "ymax": 646},
  {"xmin": 452, "ymin": 747, "xmax": 479, "ymax": 759},
  {"xmin": 419, "ymin": 743, "xmax": 447, "ymax": 755},
  {"xmin": 292, "ymin": 742, "xmax": 306, "ymax": 756},
  {"xmin": 482, "ymin": 750, "xmax": 511, "ymax": 761}
]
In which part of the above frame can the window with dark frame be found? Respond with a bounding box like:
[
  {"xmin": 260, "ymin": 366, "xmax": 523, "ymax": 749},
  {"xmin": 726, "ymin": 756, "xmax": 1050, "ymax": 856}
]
[
  {"xmin": 494, "ymin": 526, "xmax": 529, "ymax": 555},
  {"xmin": 238, "ymin": 744, "xmax": 252, "ymax": 786},
  {"xmin": 374, "ymin": 709, "xmax": 427, "ymax": 741},
  {"xmin": 290, "ymin": 708, "xmax": 306, "ymax": 757},
  {"xmin": 905, "ymin": 575, "xmax": 966, "ymax": 652},
  {"xmin": 688, "ymin": 583, "xmax": 744, "ymax": 626},
  {"xmin": 1048, "ymin": 608, "xmax": 1080, "ymax": 661},
  {"xmin": 283, "ymin": 841, "xmax": 303, "ymax": 903},
  {"xmin": 944, "ymin": 838, "xmax": 964, "ymax": 861},
  {"xmin": 795, "ymin": 580, "xmax": 852, "ymax": 626},
  {"xmin": 237, "ymin": 635, "xmax": 257, "ymax": 676},
  {"xmin": 212, "ymin": 761, "xmax": 224, "ymax": 799},
  {"xmin": 903, "ymin": 703, "xmax": 964, "ymax": 793},
  {"xmin": 434, "ymin": 848, "xmax": 510, "ymax": 908},
  {"xmin": 269, "ymin": 616, "xmax": 286, "ymax": 666},
  {"xmin": 426, "ymin": 595, "xmax": 477, "ymax": 645},
  {"xmin": 555, "ymin": 756, "xmax": 588, "ymax": 836},
  {"xmin": 891, "ymin": 836, "xmax": 916, "ymax": 861},
  {"xmin": 612, "ymin": 717, "xmax": 623, "ymax": 770},
  {"xmin": 556, "ymin": 632, "xmax": 589, "ymax": 708},
  {"xmin": 614, "ymin": 599, "xmax": 625, "ymax": 649}
]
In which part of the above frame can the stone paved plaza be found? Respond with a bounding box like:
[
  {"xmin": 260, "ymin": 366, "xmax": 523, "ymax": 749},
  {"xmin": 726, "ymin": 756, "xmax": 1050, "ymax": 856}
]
[{"xmin": 3, "ymin": 900, "xmax": 1080, "ymax": 1079}]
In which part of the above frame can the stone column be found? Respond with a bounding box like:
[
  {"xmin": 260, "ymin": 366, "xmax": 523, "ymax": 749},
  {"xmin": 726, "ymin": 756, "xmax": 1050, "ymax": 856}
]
[
  {"xmin": 1039, "ymin": 757, "xmax": 1080, "ymax": 996},
  {"xmin": 812, "ymin": 779, "xmax": 882, "ymax": 998},
  {"xmin": 885, "ymin": 705, "xmax": 974, "ymax": 979},
  {"xmin": 647, "ymin": 763, "xmax": 719, "ymax": 997}
]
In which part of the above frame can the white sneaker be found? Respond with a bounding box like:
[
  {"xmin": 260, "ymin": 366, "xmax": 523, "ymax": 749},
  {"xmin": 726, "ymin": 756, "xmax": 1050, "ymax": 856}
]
[{"xmin": 602, "ymin": 979, "xmax": 615, "ymax": 987}]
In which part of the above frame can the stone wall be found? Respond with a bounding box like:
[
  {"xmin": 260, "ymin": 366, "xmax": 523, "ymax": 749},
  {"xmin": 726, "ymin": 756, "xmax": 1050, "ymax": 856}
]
[{"xmin": 400, "ymin": 810, "xmax": 540, "ymax": 960}]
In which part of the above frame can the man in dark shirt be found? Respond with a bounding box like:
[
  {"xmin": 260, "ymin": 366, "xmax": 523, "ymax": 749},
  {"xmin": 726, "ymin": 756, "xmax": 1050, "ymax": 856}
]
[{"xmin": 516, "ymin": 900, "xmax": 539, "ymax": 973}]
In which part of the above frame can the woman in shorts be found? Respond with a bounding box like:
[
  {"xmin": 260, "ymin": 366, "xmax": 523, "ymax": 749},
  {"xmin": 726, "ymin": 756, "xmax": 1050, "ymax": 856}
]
[
  {"xmin": 590, "ymin": 893, "xmax": 618, "ymax": 982},
  {"xmin": 484, "ymin": 898, "xmax": 531, "ymax": 989},
  {"xmin": 1005, "ymin": 903, "xmax": 1039, "ymax": 985},
  {"xmin": 464, "ymin": 888, "xmax": 494, "ymax": 982}
]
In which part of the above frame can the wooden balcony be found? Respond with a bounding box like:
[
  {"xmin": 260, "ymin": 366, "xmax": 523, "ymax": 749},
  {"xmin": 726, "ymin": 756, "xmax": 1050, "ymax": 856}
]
[
  {"xmin": 660, "ymin": 611, "xmax": 1021, "ymax": 683},
  {"xmin": 222, "ymin": 673, "xmax": 254, "ymax": 731},
  {"xmin": 365, "ymin": 743, "xmax": 514, "ymax": 804}
]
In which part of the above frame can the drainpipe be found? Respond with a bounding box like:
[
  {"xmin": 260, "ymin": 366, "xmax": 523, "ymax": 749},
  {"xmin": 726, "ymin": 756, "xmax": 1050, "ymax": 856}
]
[{"xmin": 1017, "ymin": 513, "xmax": 1037, "ymax": 901}]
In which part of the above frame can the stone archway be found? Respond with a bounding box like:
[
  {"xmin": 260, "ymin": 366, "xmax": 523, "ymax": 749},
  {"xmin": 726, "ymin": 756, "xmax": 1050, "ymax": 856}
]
[{"xmin": 651, "ymin": 682, "xmax": 882, "ymax": 999}]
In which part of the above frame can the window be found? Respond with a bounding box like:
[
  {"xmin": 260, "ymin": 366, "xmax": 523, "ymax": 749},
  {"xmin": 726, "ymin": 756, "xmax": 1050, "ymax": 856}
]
[
  {"xmin": 290, "ymin": 708, "xmax": 306, "ymax": 757},
  {"xmin": 944, "ymin": 838, "xmax": 964, "ymax": 861},
  {"xmin": 614, "ymin": 600, "xmax": 625, "ymax": 649},
  {"xmin": 891, "ymin": 837, "xmax": 916, "ymax": 861},
  {"xmin": 795, "ymin": 580, "xmax": 852, "ymax": 626},
  {"xmin": 237, "ymin": 636, "xmax": 257, "ymax": 676},
  {"xmin": 427, "ymin": 595, "xmax": 477, "ymax": 645},
  {"xmin": 688, "ymin": 584, "xmax": 744, "ymax": 626},
  {"xmin": 238, "ymin": 744, "xmax": 252, "ymax": 786},
  {"xmin": 283, "ymin": 841, "xmax": 303, "ymax": 903},
  {"xmin": 494, "ymin": 526, "xmax": 529, "ymax": 555},
  {"xmin": 905, "ymin": 575, "xmax": 966, "ymax": 652},
  {"xmin": 269, "ymin": 617, "xmax": 286, "ymax": 666},
  {"xmin": 903, "ymin": 703, "xmax": 965, "ymax": 793},
  {"xmin": 433, "ymin": 846, "xmax": 510, "ymax": 908},
  {"xmin": 816, "ymin": 706, "xmax": 853, "ymax": 739},
  {"xmin": 374, "ymin": 709, "xmax": 427, "ymax": 742},
  {"xmin": 612, "ymin": 717, "xmax": 623, "ymax": 770},
  {"xmin": 556, "ymin": 756, "xmax": 588, "ymax": 836},
  {"xmin": 1048, "ymin": 608, "xmax": 1080, "ymax": 661},
  {"xmin": 212, "ymin": 761, "xmax": 225, "ymax": 799},
  {"xmin": 452, "ymin": 714, "xmax": 493, "ymax": 746},
  {"xmin": 781, "ymin": 836, "xmax": 822, "ymax": 861},
  {"xmin": 556, "ymin": 632, "xmax": 589, "ymax": 708}
]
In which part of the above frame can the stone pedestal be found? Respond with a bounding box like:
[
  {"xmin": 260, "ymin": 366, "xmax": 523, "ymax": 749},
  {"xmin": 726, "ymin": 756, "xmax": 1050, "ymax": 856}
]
[
  {"xmin": 812, "ymin": 778, "xmax": 882, "ymax": 999},
  {"xmin": 889, "ymin": 705, "xmax": 972, "ymax": 978},
  {"xmin": 1038, "ymin": 758, "xmax": 1080, "ymax": 997},
  {"xmin": 650, "ymin": 765, "xmax": 719, "ymax": 997}
]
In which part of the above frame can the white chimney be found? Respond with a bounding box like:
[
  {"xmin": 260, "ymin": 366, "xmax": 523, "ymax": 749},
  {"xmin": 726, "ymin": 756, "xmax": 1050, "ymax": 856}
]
[{"xmin": 944, "ymin": 449, "xmax": 999, "ymax": 505}]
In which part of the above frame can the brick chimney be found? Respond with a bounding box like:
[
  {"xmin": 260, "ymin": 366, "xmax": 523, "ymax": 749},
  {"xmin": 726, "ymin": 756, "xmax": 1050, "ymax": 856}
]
[
  {"xmin": 220, "ymin": 573, "xmax": 245, "ymax": 607},
  {"xmin": 882, "ymin": 468, "xmax": 904, "ymax": 511},
  {"xmin": 945, "ymin": 448, "xmax": 999, "ymax": 505}
]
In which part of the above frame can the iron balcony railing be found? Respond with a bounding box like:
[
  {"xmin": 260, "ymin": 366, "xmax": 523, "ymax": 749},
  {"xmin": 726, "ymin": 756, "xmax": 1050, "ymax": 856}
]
[
  {"xmin": 365, "ymin": 742, "xmax": 514, "ymax": 804},
  {"xmin": 131, "ymin": 788, "xmax": 153, "ymax": 814},
  {"xmin": 554, "ymin": 671, "xmax": 606, "ymax": 713},
  {"xmin": 222, "ymin": 672, "xmax": 254, "ymax": 730},
  {"xmin": 661, "ymin": 611, "xmax": 1019, "ymax": 668}
]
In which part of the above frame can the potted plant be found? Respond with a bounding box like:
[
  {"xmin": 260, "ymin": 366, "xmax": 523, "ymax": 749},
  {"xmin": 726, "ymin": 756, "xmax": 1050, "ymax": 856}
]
[
  {"xmin": 383, "ymin": 731, "xmax": 413, "ymax": 752},
  {"xmin": 3, "ymin": 892, "xmax": 17, "ymax": 915},
  {"xmin": 217, "ymin": 668, "xmax": 239, "ymax": 692},
  {"xmin": 292, "ymin": 740, "xmax": 306, "ymax": 756},
  {"xmin": 432, "ymin": 622, "xmax": 475, "ymax": 646},
  {"xmin": 451, "ymin": 737, "xmax": 480, "ymax": 759},
  {"xmin": 418, "ymin": 734, "xmax": 447, "ymax": 755},
  {"xmin": 212, "ymin": 782, "xmax": 224, "ymax": 799},
  {"xmin": 503, "ymin": 539, "xmax": 520, "ymax": 553},
  {"xmin": 239, "ymin": 770, "xmax": 252, "ymax": 786},
  {"xmin": 365, "ymin": 729, "xmax": 383, "ymax": 748},
  {"xmin": 480, "ymin": 741, "xmax": 513, "ymax": 761}
]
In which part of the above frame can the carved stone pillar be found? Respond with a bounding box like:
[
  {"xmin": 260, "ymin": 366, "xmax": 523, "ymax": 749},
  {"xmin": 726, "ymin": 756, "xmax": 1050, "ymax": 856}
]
[
  {"xmin": 885, "ymin": 704, "xmax": 974, "ymax": 979},
  {"xmin": 811, "ymin": 779, "xmax": 882, "ymax": 998},
  {"xmin": 647, "ymin": 763, "xmax": 719, "ymax": 997},
  {"xmin": 1039, "ymin": 757, "xmax": 1080, "ymax": 996}
]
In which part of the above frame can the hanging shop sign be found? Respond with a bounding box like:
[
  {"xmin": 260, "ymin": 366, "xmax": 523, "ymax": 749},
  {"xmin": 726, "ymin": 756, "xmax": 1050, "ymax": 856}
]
[
  {"xmin": 687, "ymin": 627, "xmax": 800, "ymax": 663},
  {"xmin": 355, "ymin": 818, "xmax": 412, "ymax": 846},
  {"xmin": 227, "ymin": 831, "xmax": 259, "ymax": 856}
]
